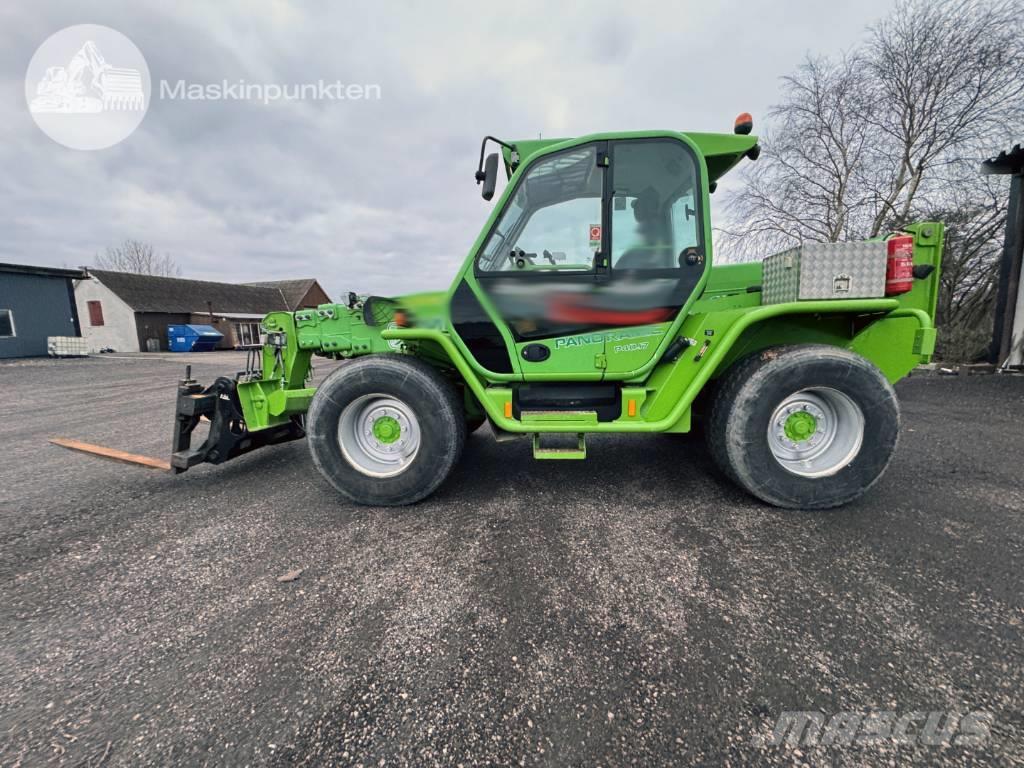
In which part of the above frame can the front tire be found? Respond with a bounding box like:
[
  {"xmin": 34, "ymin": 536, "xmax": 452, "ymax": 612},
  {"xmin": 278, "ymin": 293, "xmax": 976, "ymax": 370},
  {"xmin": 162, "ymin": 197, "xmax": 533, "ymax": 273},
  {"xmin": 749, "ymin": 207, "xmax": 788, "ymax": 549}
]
[
  {"xmin": 707, "ymin": 345, "xmax": 900, "ymax": 509},
  {"xmin": 307, "ymin": 355, "xmax": 465, "ymax": 506}
]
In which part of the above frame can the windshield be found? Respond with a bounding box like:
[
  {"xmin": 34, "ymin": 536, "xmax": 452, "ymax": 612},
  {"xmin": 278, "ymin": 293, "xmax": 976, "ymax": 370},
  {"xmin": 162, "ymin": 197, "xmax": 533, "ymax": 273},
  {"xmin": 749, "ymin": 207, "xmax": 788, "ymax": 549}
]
[{"xmin": 477, "ymin": 145, "xmax": 603, "ymax": 273}]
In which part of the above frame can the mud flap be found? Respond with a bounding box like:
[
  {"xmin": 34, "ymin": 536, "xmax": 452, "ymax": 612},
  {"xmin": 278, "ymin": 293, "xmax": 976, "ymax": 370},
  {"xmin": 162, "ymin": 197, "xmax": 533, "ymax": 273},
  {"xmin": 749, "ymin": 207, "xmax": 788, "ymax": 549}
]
[{"xmin": 170, "ymin": 374, "xmax": 305, "ymax": 473}]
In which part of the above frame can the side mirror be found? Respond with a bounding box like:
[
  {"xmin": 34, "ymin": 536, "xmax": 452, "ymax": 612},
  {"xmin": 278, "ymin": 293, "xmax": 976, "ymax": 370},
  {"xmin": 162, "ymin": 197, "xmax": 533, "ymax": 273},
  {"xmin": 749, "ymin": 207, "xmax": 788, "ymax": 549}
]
[{"xmin": 479, "ymin": 152, "xmax": 499, "ymax": 201}]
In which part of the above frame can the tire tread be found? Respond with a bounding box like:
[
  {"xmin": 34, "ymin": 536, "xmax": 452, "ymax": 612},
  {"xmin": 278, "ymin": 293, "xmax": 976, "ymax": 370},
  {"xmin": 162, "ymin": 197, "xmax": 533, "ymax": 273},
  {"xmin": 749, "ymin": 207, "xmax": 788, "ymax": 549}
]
[{"xmin": 307, "ymin": 355, "xmax": 465, "ymax": 505}]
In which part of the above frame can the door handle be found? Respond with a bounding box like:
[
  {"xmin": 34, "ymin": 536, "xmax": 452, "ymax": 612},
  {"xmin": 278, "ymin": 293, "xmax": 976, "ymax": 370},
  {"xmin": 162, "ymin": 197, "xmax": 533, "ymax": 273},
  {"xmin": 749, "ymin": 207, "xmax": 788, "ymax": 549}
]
[
  {"xmin": 593, "ymin": 251, "xmax": 610, "ymax": 282},
  {"xmin": 522, "ymin": 344, "xmax": 551, "ymax": 362}
]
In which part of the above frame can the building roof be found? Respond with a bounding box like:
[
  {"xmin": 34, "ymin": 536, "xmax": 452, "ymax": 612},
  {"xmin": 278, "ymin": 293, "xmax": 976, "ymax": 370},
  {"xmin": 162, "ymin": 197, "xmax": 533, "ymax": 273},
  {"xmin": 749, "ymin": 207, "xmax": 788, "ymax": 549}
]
[
  {"xmin": 87, "ymin": 270, "xmax": 291, "ymax": 314},
  {"xmin": 982, "ymin": 143, "xmax": 1024, "ymax": 175},
  {"xmin": 0, "ymin": 262, "xmax": 86, "ymax": 279},
  {"xmin": 243, "ymin": 279, "xmax": 321, "ymax": 309}
]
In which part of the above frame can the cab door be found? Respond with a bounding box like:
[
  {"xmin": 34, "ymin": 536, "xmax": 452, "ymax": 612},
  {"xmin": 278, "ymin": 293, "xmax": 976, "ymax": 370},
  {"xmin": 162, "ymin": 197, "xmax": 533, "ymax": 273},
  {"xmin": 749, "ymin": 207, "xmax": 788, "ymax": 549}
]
[
  {"xmin": 461, "ymin": 136, "xmax": 707, "ymax": 382},
  {"xmin": 599, "ymin": 138, "xmax": 708, "ymax": 377},
  {"xmin": 469, "ymin": 142, "xmax": 609, "ymax": 381}
]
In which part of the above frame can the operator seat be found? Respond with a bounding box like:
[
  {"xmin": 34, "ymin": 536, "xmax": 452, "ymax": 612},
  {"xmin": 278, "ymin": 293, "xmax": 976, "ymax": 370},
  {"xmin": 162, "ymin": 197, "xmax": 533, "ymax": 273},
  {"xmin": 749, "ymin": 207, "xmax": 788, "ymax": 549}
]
[{"xmin": 615, "ymin": 187, "xmax": 675, "ymax": 270}]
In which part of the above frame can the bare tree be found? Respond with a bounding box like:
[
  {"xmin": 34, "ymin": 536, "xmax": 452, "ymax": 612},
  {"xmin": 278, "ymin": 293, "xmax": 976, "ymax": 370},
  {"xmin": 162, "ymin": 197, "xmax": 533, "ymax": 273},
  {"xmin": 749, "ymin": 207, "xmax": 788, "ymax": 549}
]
[
  {"xmin": 95, "ymin": 239, "xmax": 181, "ymax": 277},
  {"xmin": 861, "ymin": 0, "xmax": 1024, "ymax": 236},
  {"xmin": 720, "ymin": 0, "xmax": 1024, "ymax": 360},
  {"xmin": 931, "ymin": 195, "xmax": 1008, "ymax": 360},
  {"xmin": 720, "ymin": 55, "xmax": 875, "ymax": 253}
]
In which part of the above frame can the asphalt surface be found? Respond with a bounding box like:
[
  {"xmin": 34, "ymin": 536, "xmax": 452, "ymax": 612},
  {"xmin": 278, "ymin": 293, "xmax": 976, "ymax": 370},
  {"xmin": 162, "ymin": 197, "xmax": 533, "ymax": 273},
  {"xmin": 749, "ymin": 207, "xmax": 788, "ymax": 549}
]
[{"xmin": 1, "ymin": 352, "xmax": 1022, "ymax": 766}]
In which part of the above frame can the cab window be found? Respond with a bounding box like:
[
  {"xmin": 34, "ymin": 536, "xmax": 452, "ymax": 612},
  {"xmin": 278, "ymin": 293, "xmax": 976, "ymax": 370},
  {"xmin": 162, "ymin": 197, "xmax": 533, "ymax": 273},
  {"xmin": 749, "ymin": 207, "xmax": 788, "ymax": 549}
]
[
  {"xmin": 610, "ymin": 141, "xmax": 701, "ymax": 271},
  {"xmin": 477, "ymin": 145, "xmax": 603, "ymax": 273},
  {"xmin": 670, "ymin": 194, "xmax": 699, "ymax": 251}
]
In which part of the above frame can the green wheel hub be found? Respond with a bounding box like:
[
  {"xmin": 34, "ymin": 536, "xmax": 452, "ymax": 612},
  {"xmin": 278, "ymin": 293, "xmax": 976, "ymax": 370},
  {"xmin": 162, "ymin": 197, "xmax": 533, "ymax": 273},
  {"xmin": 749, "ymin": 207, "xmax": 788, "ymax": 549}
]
[
  {"xmin": 783, "ymin": 410, "xmax": 818, "ymax": 442},
  {"xmin": 338, "ymin": 394, "xmax": 421, "ymax": 478},
  {"xmin": 767, "ymin": 388, "xmax": 866, "ymax": 479},
  {"xmin": 372, "ymin": 415, "xmax": 401, "ymax": 444}
]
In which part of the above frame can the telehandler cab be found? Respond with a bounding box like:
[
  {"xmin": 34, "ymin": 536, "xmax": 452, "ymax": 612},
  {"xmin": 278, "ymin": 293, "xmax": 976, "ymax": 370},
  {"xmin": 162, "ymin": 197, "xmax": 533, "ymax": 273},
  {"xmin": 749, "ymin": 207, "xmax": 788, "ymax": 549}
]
[{"xmin": 171, "ymin": 115, "xmax": 943, "ymax": 509}]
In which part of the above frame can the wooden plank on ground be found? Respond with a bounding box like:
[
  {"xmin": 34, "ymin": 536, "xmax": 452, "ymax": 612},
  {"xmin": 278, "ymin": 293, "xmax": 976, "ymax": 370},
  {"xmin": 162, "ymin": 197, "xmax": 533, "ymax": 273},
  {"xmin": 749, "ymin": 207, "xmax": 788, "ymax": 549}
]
[{"xmin": 49, "ymin": 438, "xmax": 171, "ymax": 471}]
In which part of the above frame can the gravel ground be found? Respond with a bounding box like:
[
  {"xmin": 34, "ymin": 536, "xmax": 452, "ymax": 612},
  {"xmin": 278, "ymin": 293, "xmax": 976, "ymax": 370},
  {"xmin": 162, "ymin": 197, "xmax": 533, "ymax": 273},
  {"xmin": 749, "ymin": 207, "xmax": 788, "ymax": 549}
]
[{"xmin": 1, "ymin": 352, "xmax": 1022, "ymax": 766}]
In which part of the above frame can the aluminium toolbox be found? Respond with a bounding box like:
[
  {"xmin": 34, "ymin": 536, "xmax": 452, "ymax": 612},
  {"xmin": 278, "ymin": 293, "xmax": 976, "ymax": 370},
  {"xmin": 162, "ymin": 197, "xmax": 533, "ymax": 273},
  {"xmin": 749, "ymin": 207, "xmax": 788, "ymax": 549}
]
[{"xmin": 761, "ymin": 241, "xmax": 887, "ymax": 304}]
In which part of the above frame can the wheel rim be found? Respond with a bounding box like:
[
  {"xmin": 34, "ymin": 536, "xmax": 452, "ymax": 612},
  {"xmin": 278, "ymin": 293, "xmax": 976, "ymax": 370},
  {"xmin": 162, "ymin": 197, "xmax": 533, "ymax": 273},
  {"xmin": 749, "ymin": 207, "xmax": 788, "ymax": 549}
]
[
  {"xmin": 338, "ymin": 394, "xmax": 421, "ymax": 477},
  {"xmin": 767, "ymin": 387, "xmax": 864, "ymax": 478}
]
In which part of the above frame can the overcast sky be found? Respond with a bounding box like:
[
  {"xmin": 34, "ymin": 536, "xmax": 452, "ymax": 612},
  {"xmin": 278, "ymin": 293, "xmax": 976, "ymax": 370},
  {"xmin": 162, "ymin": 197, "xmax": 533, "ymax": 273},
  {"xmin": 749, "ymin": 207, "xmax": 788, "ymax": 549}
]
[{"xmin": 2, "ymin": 0, "xmax": 897, "ymax": 298}]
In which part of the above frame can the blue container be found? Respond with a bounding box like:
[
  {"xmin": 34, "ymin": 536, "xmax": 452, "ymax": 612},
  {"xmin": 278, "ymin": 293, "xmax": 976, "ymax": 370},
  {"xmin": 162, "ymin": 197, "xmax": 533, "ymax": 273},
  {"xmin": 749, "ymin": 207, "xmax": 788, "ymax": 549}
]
[{"xmin": 167, "ymin": 324, "xmax": 224, "ymax": 352}]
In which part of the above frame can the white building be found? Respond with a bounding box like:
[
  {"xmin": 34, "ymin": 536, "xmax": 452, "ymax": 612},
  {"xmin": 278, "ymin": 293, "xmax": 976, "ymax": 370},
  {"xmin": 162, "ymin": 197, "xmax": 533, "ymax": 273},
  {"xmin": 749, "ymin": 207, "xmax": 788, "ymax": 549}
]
[{"xmin": 74, "ymin": 270, "xmax": 330, "ymax": 352}]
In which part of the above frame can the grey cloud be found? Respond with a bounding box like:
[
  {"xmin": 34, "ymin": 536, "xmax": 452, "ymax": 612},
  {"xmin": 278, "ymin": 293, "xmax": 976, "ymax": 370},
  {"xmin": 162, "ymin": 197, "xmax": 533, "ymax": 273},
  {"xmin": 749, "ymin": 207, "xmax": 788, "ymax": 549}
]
[{"xmin": 2, "ymin": 0, "xmax": 896, "ymax": 299}]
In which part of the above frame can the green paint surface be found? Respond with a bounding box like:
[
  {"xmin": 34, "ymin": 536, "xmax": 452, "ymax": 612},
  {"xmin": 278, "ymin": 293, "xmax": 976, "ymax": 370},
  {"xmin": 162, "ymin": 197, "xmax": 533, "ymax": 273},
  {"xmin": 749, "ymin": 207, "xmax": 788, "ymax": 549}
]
[
  {"xmin": 784, "ymin": 411, "xmax": 818, "ymax": 442},
  {"xmin": 228, "ymin": 128, "xmax": 944, "ymax": 445},
  {"xmin": 372, "ymin": 415, "xmax": 401, "ymax": 444}
]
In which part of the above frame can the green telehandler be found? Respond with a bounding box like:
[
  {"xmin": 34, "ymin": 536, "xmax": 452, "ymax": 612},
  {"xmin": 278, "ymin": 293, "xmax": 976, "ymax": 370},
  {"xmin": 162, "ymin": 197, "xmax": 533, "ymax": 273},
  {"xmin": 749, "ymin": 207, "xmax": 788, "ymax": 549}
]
[{"xmin": 171, "ymin": 115, "xmax": 943, "ymax": 509}]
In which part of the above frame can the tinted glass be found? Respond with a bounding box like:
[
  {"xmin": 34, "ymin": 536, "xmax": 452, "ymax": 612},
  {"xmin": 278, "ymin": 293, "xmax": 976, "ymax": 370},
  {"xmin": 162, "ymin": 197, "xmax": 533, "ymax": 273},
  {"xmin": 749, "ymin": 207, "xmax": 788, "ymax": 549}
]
[{"xmin": 610, "ymin": 141, "xmax": 700, "ymax": 270}]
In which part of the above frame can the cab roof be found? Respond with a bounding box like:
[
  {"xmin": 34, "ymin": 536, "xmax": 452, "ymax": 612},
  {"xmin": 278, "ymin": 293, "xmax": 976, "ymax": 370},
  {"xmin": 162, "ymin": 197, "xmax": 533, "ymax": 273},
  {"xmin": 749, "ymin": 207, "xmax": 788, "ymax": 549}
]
[{"xmin": 503, "ymin": 131, "xmax": 758, "ymax": 184}]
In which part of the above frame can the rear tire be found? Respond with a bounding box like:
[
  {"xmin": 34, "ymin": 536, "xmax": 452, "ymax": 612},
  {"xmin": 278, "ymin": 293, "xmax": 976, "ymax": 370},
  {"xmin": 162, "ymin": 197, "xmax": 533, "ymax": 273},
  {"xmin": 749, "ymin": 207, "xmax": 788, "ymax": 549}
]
[
  {"xmin": 707, "ymin": 345, "xmax": 899, "ymax": 509},
  {"xmin": 307, "ymin": 355, "xmax": 465, "ymax": 506}
]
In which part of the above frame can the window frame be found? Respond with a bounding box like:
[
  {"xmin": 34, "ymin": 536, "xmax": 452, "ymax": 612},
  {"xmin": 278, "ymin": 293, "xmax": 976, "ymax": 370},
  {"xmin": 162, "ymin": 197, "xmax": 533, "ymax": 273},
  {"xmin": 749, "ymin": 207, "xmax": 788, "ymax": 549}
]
[
  {"xmin": 0, "ymin": 309, "xmax": 15, "ymax": 338},
  {"xmin": 233, "ymin": 321, "xmax": 262, "ymax": 348},
  {"xmin": 86, "ymin": 300, "xmax": 105, "ymax": 327},
  {"xmin": 607, "ymin": 137, "xmax": 705, "ymax": 279},
  {"xmin": 473, "ymin": 136, "xmax": 704, "ymax": 282},
  {"xmin": 474, "ymin": 142, "xmax": 606, "ymax": 279}
]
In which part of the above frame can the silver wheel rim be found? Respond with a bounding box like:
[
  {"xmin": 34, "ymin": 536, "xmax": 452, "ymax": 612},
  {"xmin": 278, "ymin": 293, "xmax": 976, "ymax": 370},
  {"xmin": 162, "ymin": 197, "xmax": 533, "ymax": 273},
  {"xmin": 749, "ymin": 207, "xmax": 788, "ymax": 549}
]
[
  {"xmin": 767, "ymin": 387, "xmax": 864, "ymax": 478},
  {"xmin": 338, "ymin": 394, "xmax": 421, "ymax": 478}
]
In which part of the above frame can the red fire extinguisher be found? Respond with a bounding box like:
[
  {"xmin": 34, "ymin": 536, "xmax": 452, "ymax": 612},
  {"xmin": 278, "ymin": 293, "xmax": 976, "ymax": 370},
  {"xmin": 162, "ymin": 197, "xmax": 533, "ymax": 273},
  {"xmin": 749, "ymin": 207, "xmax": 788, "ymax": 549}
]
[{"xmin": 885, "ymin": 235, "xmax": 915, "ymax": 295}]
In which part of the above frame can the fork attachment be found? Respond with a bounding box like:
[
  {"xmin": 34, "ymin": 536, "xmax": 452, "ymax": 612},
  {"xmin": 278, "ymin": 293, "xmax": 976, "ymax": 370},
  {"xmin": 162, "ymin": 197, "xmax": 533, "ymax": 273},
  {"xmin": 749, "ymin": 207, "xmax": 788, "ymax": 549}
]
[{"xmin": 170, "ymin": 369, "xmax": 305, "ymax": 473}]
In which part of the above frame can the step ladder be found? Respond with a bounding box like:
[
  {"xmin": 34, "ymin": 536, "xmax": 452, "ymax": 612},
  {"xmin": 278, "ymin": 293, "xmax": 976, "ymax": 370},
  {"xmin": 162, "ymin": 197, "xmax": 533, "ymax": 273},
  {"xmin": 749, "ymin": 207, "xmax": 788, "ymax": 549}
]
[{"xmin": 521, "ymin": 410, "xmax": 593, "ymax": 459}]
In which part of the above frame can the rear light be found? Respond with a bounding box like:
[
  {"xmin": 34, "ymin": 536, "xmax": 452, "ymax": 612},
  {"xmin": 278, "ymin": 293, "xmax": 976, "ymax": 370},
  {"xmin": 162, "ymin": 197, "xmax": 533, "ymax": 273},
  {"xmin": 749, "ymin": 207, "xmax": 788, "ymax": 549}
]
[
  {"xmin": 734, "ymin": 112, "xmax": 753, "ymax": 135},
  {"xmin": 885, "ymin": 236, "xmax": 915, "ymax": 295}
]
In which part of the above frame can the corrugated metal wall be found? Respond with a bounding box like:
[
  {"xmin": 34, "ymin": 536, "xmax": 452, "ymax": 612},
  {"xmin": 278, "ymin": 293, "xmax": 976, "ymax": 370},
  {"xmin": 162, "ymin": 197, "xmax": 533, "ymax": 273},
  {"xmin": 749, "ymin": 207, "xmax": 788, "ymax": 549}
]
[{"xmin": 0, "ymin": 273, "xmax": 79, "ymax": 358}]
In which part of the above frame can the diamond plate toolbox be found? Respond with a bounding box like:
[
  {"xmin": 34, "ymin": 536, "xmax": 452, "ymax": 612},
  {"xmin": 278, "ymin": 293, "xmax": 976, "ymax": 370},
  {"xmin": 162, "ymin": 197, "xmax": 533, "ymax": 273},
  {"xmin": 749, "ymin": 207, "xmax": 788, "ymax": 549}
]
[{"xmin": 761, "ymin": 241, "xmax": 887, "ymax": 304}]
